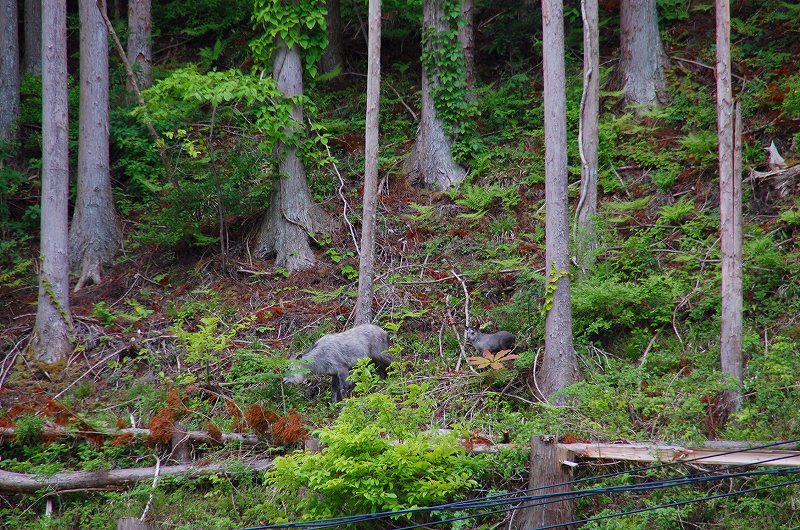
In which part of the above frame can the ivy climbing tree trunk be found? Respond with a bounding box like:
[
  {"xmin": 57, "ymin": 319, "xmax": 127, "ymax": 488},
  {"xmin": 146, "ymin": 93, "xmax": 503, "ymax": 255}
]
[
  {"xmin": 127, "ymin": 0, "xmax": 152, "ymax": 93},
  {"xmin": 24, "ymin": 0, "xmax": 42, "ymax": 76},
  {"xmin": 539, "ymin": 0, "xmax": 579, "ymax": 403},
  {"xmin": 716, "ymin": 0, "xmax": 743, "ymax": 414},
  {"xmin": 31, "ymin": 0, "xmax": 73, "ymax": 364},
  {"xmin": 252, "ymin": 39, "xmax": 333, "ymax": 272},
  {"xmin": 354, "ymin": 0, "xmax": 381, "ymax": 325},
  {"xmin": 403, "ymin": 0, "xmax": 465, "ymax": 190},
  {"xmin": 0, "ymin": 0, "xmax": 20, "ymax": 141},
  {"xmin": 574, "ymin": 0, "xmax": 599, "ymax": 272},
  {"xmin": 618, "ymin": 0, "xmax": 667, "ymax": 110},
  {"xmin": 70, "ymin": 0, "xmax": 121, "ymax": 291},
  {"xmin": 319, "ymin": 0, "xmax": 344, "ymax": 75}
]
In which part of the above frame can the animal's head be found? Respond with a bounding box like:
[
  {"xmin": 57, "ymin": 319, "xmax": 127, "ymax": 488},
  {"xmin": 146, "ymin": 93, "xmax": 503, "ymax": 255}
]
[
  {"xmin": 465, "ymin": 327, "xmax": 479, "ymax": 342},
  {"xmin": 283, "ymin": 354, "xmax": 310, "ymax": 385},
  {"xmin": 283, "ymin": 372, "xmax": 307, "ymax": 385}
]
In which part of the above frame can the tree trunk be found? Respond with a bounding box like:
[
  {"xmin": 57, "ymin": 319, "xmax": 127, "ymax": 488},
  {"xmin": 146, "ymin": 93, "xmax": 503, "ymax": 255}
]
[
  {"xmin": 516, "ymin": 436, "xmax": 575, "ymax": 530},
  {"xmin": 0, "ymin": 0, "xmax": 20, "ymax": 141},
  {"xmin": 354, "ymin": 0, "xmax": 381, "ymax": 326},
  {"xmin": 403, "ymin": 0, "xmax": 465, "ymax": 190},
  {"xmin": 30, "ymin": 0, "xmax": 72, "ymax": 364},
  {"xmin": 574, "ymin": 0, "xmax": 599, "ymax": 272},
  {"xmin": 459, "ymin": 0, "xmax": 475, "ymax": 88},
  {"xmin": 70, "ymin": 0, "xmax": 121, "ymax": 292},
  {"xmin": 252, "ymin": 39, "xmax": 333, "ymax": 272},
  {"xmin": 24, "ymin": 0, "xmax": 42, "ymax": 75},
  {"xmin": 717, "ymin": 0, "xmax": 742, "ymax": 414},
  {"xmin": 126, "ymin": 0, "xmax": 151, "ymax": 93},
  {"xmin": 539, "ymin": 0, "xmax": 579, "ymax": 403},
  {"xmin": 618, "ymin": 0, "xmax": 667, "ymax": 109},
  {"xmin": 319, "ymin": 0, "xmax": 344, "ymax": 75}
]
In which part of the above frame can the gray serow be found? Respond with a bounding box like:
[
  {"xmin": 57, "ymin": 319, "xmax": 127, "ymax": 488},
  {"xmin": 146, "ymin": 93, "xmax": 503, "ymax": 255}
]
[
  {"xmin": 465, "ymin": 326, "xmax": 516, "ymax": 354},
  {"xmin": 283, "ymin": 324, "xmax": 395, "ymax": 402}
]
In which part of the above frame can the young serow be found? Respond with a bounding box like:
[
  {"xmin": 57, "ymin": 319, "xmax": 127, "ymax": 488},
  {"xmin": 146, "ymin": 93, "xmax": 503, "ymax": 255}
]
[
  {"xmin": 465, "ymin": 326, "xmax": 516, "ymax": 354},
  {"xmin": 283, "ymin": 324, "xmax": 396, "ymax": 402}
]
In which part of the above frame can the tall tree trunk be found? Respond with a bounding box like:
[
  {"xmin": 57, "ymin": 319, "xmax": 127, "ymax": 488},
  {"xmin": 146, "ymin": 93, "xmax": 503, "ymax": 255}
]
[
  {"xmin": 459, "ymin": 0, "xmax": 475, "ymax": 88},
  {"xmin": 354, "ymin": 0, "xmax": 381, "ymax": 325},
  {"xmin": 539, "ymin": 0, "xmax": 579, "ymax": 403},
  {"xmin": 319, "ymin": 0, "xmax": 344, "ymax": 75},
  {"xmin": 127, "ymin": 0, "xmax": 151, "ymax": 93},
  {"xmin": 31, "ymin": 0, "xmax": 72, "ymax": 364},
  {"xmin": 574, "ymin": 0, "xmax": 599, "ymax": 272},
  {"xmin": 252, "ymin": 39, "xmax": 333, "ymax": 272},
  {"xmin": 24, "ymin": 0, "xmax": 42, "ymax": 75},
  {"xmin": 0, "ymin": 0, "xmax": 20, "ymax": 141},
  {"xmin": 618, "ymin": 0, "xmax": 667, "ymax": 109},
  {"xmin": 70, "ymin": 0, "xmax": 121, "ymax": 291},
  {"xmin": 717, "ymin": 0, "xmax": 742, "ymax": 414},
  {"xmin": 403, "ymin": 0, "xmax": 465, "ymax": 190}
]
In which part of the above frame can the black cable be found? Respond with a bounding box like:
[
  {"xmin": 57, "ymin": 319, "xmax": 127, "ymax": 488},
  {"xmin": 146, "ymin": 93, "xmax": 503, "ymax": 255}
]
[
  {"xmin": 239, "ymin": 439, "xmax": 800, "ymax": 530},
  {"xmin": 392, "ymin": 467, "xmax": 800, "ymax": 530},
  {"xmin": 244, "ymin": 465, "xmax": 800, "ymax": 529}
]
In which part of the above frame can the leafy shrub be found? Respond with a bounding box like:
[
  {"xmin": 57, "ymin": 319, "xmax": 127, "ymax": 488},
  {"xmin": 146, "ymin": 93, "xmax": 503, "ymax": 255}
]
[
  {"xmin": 572, "ymin": 274, "xmax": 682, "ymax": 345},
  {"xmin": 264, "ymin": 364, "xmax": 477, "ymax": 524},
  {"xmin": 736, "ymin": 335, "xmax": 800, "ymax": 439}
]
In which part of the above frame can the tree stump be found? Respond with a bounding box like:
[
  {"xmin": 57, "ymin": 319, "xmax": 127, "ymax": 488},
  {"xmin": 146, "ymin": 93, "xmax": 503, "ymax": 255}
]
[
  {"xmin": 117, "ymin": 518, "xmax": 152, "ymax": 530},
  {"xmin": 516, "ymin": 435, "xmax": 575, "ymax": 530}
]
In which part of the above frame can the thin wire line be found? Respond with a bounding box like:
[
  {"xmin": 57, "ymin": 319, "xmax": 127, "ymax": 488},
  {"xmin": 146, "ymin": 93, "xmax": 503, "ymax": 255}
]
[{"xmin": 239, "ymin": 439, "xmax": 800, "ymax": 530}]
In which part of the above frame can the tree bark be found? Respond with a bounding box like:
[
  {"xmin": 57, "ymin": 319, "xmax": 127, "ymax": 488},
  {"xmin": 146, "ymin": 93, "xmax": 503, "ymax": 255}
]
[
  {"xmin": 354, "ymin": 0, "xmax": 382, "ymax": 325},
  {"xmin": 24, "ymin": 0, "xmax": 42, "ymax": 75},
  {"xmin": 717, "ymin": 0, "xmax": 742, "ymax": 414},
  {"xmin": 126, "ymin": 0, "xmax": 152, "ymax": 93},
  {"xmin": 618, "ymin": 0, "xmax": 667, "ymax": 110},
  {"xmin": 31, "ymin": 0, "xmax": 72, "ymax": 364},
  {"xmin": 0, "ymin": 0, "xmax": 20, "ymax": 141},
  {"xmin": 516, "ymin": 436, "xmax": 575, "ymax": 530},
  {"xmin": 319, "ymin": 0, "xmax": 344, "ymax": 75},
  {"xmin": 70, "ymin": 0, "xmax": 121, "ymax": 291},
  {"xmin": 459, "ymin": 0, "xmax": 475, "ymax": 88},
  {"xmin": 252, "ymin": 39, "xmax": 334, "ymax": 272},
  {"xmin": 540, "ymin": 0, "xmax": 579, "ymax": 403},
  {"xmin": 403, "ymin": 0, "xmax": 466, "ymax": 190},
  {"xmin": 0, "ymin": 459, "xmax": 274, "ymax": 494},
  {"xmin": 574, "ymin": 0, "xmax": 599, "ymax": 273}
]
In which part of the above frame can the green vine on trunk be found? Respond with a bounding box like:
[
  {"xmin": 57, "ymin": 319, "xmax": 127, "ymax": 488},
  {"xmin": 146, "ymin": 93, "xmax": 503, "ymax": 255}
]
[
  {"xmin": 41, "ymin": 273, "xmax": 73, "ymax": 332},
  {"xmin": 251, "ymin": 0, "xmax": 328, "ymax": 78},
  {"xmin": 542, "ymin": 261, "xmax": 570, "ymax": 316},
  {"xmin": 420, "ymin": 0, "xmax": 474, "ymax": 138}
]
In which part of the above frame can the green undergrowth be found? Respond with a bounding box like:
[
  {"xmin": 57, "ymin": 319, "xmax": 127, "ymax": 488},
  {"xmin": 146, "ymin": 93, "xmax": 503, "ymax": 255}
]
[{"xmin": 5, "ymin": 1, "xmax": 800, "ymax": 528}]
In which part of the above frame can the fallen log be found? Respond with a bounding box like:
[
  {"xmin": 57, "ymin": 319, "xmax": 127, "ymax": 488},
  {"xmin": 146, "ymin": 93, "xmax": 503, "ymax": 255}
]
[
  {"xmin": 561, "ymin": 442, "xmax": 800, "ymax": 467},
  {"xmin": 0, "ymin": 458, "xmax": 273, "ymax": 494},
  {"xmin": 0, "ymin": 426, "xmax": 261, "ymax": 446}
]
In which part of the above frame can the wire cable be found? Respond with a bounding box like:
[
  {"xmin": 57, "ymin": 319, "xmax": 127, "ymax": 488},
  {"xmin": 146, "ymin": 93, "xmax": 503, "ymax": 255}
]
[{"xmin": 239, "ymin": 439, "xmax": 800, "ymax": 530}]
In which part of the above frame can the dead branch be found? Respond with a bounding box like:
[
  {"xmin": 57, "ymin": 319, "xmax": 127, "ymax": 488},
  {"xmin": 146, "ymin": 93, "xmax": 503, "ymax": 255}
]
[
  {"xmin": 0, "ymin": 458, "xmax": 273, "ymax": 494},
  {"xmin": 748, "ymin": 163, "xmax": 800, "ymax": 198}
]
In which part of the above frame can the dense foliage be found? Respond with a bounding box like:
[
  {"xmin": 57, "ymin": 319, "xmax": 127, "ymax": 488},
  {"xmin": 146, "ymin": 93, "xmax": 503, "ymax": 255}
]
[{"xmin": 2, "ymin": 0, "xmax": 800, "ymax": 528}]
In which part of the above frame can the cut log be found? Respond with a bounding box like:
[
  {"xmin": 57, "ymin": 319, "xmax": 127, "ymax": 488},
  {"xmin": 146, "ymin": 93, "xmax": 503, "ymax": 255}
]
[
  {"xmin": 0, "ymin": 459, "xmax": 273, "ymax": 494},
  {"xmin": 562, "ymin": 442, "xmax": 800, "ymax": 467},
  {"xmin": 117, "ymin": 518, "xmax": 152, "ymax": 530},
  {"xmin": 0, "ymin": 425, "xmax": 261, "ymax": 446}
]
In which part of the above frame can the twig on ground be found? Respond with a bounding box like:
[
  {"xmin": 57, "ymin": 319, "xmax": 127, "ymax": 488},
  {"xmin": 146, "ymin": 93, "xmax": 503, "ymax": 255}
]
[
  {"xmin": 53, "ymin": 349, "xmax": 125, "ymax": 400},
  {"xmin": 140, "ymin": 456, "xmax": 161, "ymax": 522}
]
